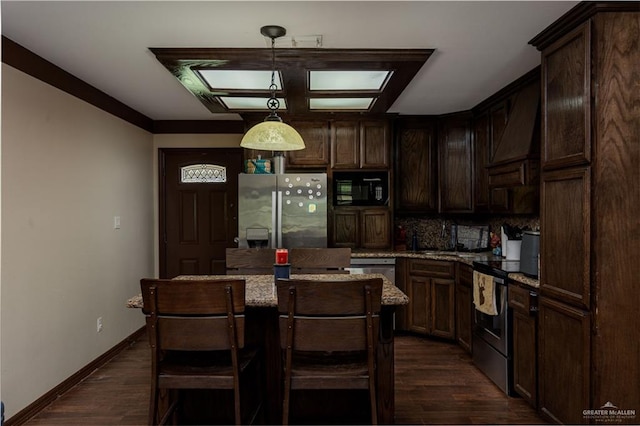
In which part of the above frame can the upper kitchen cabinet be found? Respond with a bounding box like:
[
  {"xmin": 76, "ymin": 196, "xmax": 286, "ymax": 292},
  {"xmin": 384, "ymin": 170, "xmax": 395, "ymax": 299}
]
[
  {"xmin": 530, "ymin": 3, "xmax": 640, "ymax": 423},
  {"xmin": 286, "ymin": 120, "xmax": 330, "ymax": 168},
  {"xmin": 473, "ymin": 112, "xmax": 490, "ymax": 212},
  {"xmin": 330, "ymin": 119, "xmax": 390, "ymax": 169},
  {"xmin": 540, "ymin": 23, "xmax": 591, "ymax": 171},
  {"xmin": 394, "ymin": 117, "xmax": 438, "ymax": 213},
  {"xmin": 438, "ymin": 112, "xmax": 474, "ymax": 213}
]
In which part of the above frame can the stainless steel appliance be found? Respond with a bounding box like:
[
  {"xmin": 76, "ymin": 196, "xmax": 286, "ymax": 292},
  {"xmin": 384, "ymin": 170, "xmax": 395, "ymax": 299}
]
[
  {"xmin": 333, "ymin": 171, "xmax": 389, "ymax": 206},
  {"xmin": 472, "ymin": 260, "xmax": 517, "ymax": 395},
  {"xmin": 520, "ymin": 231, "xmax": 540, "ymax": 277},
  {"xmin": 346, "ymin": 257, "xmax": 396, "ymax": 285},
  {"xmin": 347, "ymin": 257, "xmax": 396, "ymax": 330},
  {"xmin": 238, "ymin": 173, "xmax": 327, "ymax": 248}
]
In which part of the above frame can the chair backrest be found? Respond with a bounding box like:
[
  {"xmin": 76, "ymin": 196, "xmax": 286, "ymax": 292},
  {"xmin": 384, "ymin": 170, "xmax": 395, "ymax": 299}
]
[
  {"xmin": 276, "ymin": 278, "xmax": 383, "ymax": 352},
  {"xmin": 226, "ymin": 248, "xmax": 275, "ymax": 275},
  {"xmin": 140, "ymin": 278, "xmax": 246, "ymax": 351},
  {"xmin": 289, "ymin": 248, "xmax": 352, "ymax": 274}
]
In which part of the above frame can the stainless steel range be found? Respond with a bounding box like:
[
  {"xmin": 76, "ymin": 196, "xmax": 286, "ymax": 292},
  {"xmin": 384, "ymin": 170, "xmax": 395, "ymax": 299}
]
[{"xmin": 471, "ymin": 260, "xmax": 519, "ymax": 396}]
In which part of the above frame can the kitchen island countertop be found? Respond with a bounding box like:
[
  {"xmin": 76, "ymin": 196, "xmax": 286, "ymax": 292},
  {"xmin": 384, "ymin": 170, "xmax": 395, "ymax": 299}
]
[{"xmin": 127, "ymin": 273, "xmax": 408, "ymax": 309}]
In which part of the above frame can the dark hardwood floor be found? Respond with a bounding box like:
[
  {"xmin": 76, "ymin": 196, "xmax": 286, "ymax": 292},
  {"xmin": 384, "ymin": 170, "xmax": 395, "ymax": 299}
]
[{"xmin": 22, "ymin": 333, "xmax": 546, "ymax": 425}]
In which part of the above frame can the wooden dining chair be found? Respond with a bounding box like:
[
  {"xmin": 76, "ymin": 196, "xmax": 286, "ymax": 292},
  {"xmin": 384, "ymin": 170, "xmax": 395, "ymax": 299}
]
[
  {"xmin": 289, "ymin": 247, "xmax": 352, "ymax": 274},
  {"xmin": 276, "ymin": 277, "xmax": 383, "ymax": 425},
  {"xmin": 140, "ymin": 278, "xmax": 262, "ymax": 425},
  {"xmin": 226, "ymin": 248, "xmax": 275, "ymax": 275}
]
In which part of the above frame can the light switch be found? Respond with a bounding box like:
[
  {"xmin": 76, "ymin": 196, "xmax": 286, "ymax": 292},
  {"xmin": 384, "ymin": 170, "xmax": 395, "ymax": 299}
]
[{"xmin": 114, "ymin": 216, "xmax": 121, "ymax": 229}]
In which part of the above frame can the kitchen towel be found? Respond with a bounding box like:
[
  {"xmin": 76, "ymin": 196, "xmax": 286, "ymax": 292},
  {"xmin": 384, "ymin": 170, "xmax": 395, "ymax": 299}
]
[{"xmin": 473, "ymin": 271, "xmax": 498, "ymax": 316}]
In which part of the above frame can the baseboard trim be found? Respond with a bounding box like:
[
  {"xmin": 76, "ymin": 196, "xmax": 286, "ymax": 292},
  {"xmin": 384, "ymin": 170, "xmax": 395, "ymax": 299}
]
[{"xmin": 5, "ymin": 326, "xmax": 146, "ymax": 426}]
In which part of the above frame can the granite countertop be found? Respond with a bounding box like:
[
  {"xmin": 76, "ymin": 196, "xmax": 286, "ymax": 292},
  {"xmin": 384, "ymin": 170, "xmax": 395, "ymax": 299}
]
[
  {"xmin": 127, "ymin": 273, "xmax": 409, "ymax": 309},
  {"xmin": 351, "ymin": 249, "xmax": 497, "ymax": 265},
  {"xmin": 508, "ymin": 273, "xmax": 540, "ymax": 288},
  {"xmin": 352, "ymin": 249, "xmax": 541, "ymax": 289}
]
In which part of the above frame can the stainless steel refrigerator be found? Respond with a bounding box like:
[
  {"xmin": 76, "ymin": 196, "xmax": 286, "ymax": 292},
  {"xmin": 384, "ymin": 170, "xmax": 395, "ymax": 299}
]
[{"xmin": 238, "ymin": 173, "xmax": 327, "ymax": 248}]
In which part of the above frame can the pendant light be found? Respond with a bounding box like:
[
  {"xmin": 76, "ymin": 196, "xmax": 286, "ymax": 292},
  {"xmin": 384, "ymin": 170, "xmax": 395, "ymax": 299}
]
[{"xmin": 240, "ymin": 25, "xmax": 305, "ymax": 173}]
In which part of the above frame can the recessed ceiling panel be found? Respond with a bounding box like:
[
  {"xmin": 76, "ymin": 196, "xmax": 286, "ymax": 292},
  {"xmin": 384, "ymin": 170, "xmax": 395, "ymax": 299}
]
[
  {"xmin": 149, "ymin": 47, "xmax": 434, "ymax": 115},
  {"xmin": 198, "ymin": 70, "xmax": 282, "ymax": 91},
  {"xmin": 309, "ymin": 70, "xmax": 391, "ymax": 91},
  {"xmin": 218, "ymin": 97, "xmax": 287, "ymax": 111},
  {"xmin": 309, "ymin": 98, "xmax": 374, "ymax": 110}
]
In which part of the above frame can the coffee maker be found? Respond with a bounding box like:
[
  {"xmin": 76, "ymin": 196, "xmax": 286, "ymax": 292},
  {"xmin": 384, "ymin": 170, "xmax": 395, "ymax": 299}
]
[{"xmin": 520, "ymin": 231, "xmax": 540, "ymax": 278}]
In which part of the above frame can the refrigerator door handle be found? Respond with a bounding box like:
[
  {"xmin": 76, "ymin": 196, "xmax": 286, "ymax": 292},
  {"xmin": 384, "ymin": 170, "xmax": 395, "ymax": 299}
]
[
  {"xmin": 276, "ymin": 190, "xmax": 283, "ymax": 248},
  {"xmin": 271, "ymin": 191, "xmax": 277, "ymax": 249}
]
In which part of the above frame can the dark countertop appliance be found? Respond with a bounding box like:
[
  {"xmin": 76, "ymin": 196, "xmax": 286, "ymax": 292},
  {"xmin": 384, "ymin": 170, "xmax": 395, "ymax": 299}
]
[{"xmin": 520, "ymin": 231, "xmax": 540, "ymax": 278}]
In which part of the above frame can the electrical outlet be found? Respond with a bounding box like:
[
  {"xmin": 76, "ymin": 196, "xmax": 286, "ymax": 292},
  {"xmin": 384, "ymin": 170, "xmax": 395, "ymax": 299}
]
[{"xmin": 97, "ymin": 317, "xmax": 103, "ymax": 333}]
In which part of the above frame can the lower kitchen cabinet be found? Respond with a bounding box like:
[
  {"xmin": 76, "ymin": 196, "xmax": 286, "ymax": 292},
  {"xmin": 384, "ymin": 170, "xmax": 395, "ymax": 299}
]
[
  {"xmin": 538, "ymin": 296, "xmax": 590, "ymax": 425},
  {"xmin": 406, "ymin": 259, "xmax": 455, "ymax": 339},
  {"xmin": 455, "ymin": 263, "xmax": 473, "ymax": 353},
  {"xmin": 332, "ymin": 207, "xmax": 390, "ymax": 249},
  {"xmin": 508, "ymin": 282, "xmax": 538, "ymax": 408}
]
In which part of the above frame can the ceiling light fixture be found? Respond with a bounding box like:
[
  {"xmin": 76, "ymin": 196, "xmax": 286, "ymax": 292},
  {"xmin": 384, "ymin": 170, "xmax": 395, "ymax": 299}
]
[{"xmin": 240, "ymin": 25, "xmax": 305, "ymax": 173}]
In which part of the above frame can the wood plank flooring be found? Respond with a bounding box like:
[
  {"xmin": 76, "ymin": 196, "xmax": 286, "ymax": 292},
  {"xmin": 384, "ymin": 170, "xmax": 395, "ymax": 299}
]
[{"xmin": 21, "ymin": 333, "xmax": 546, "ymax": 425}]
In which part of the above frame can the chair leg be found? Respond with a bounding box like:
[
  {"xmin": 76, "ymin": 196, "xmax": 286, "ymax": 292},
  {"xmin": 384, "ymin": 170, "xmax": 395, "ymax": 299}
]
[
  {"xmin": 369, "ymin": 376, "xmax": 378, "ymax": 425},
  {"xmin": 369, "ymin": 384, "xmax": 378, "ymax": 425},
  {"xmin": 282, "ymin": 377, "xmax": 291, "ymax": 425},
  {"xmin": 148, "ymin": 383, "xmax": 158, "ymax": 425},
  {"xmin": 234, "ymin": 385, "xmax": 241, "ymax": 425}
]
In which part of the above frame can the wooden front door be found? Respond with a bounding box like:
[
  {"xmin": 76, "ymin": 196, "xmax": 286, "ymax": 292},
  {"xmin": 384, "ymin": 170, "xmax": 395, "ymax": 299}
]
[{"xmin": 160, "ymin": 148, "xmax": 243, "ymax": 278}]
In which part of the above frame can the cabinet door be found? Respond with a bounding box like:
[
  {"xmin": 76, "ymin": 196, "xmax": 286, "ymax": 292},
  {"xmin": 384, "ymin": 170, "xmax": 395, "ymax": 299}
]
[
  {"xmin": 473, "ymin": 113, "xmax": 490, "ymax": 212},
  {"xmin": 489, "ymin": 102, "xmax": 509, "ymax": 162},
  {"xmin": 361, "ymin": 208, "xmax": 390, "ymax": 249},
  {"xmin": 408, "ymin": 275, "xmax": 429, "ymax": 335},
  {"xmin": 332, "ymin": 208, "xmax": 359, "ymax": 248},
  {"xmin": 360, "ymin": 120, "xmax": 390, "ymax": 169},
  {"xmin": 456, "ymin": 264, "xmax": 473, "ymax": 353},
  {"xmin": 538, "ymin": 297, "xmax": 590, "ymax": 424},
  {"xmin": 541, "ymin": 167, "xmax": 590, "ymax": 308},
  {"xmin": 395, "ymin": 123, "xmax": 437, "ymax": 212},
  {"xmin": 430, "ymin": 278, "xmax": 455, "ymax": 339},
  {"xmin": 394, "ymin": 258, "xmax": 409, "ymax": 331},
  {"xmin": 287, "ymin": 120, "xmax": 329, "ymax": 167},
  {"xmin": 438, "ymin": 114, "xmax": 473, "ymax": 213},
  {"xmin": 512, "ymin": 309, "xmax": 537, "ymax": 407},
  {"xmin": 541, "ymin": 22, "xmax": 591, "ymax": 170},
  {"xmin": 330, "ymin": 121, "xmax": 359, "ymax": 169}
]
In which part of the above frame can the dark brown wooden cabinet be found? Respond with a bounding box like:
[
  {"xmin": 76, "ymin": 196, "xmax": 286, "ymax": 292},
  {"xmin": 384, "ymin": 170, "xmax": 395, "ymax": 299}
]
[
  {"xmin": 330, "ymin": 120, "xmax": 390, "ymax": 169},
  {"xmin": 405, "ymin": 259, "xmax": 455, "ymax": 339},
  {"xmin": 437, "ymin": 113, "xmax": 473, "ymax": 213},
  {"xmin": 473, "ymin": 113, "xmax": 490, "ymax": 212},
  {"xmin": 394, "ymin": 118, "xmax": 438, "ymax": 213},
  {"xmin": 541, "ymin": 22, "xmax": 591, "ymax": 171},
  {"xmin": 508, "ymin": 283, "xmax": 538, "ymax": 408},
  {"xmin": 286, "ymin": 120, "xmax": 330, "ymax": 167},
  {"xmin": 538, "ymin": 297, "xmax": 590, "ymax": 425},
  {"xmin": 455, "ymin": 263, "xmax": 473, "ymax": 354},
  {"xmin": 332, "ymin": 207, "xmax": 390, "ymax": 249},
  {"xmin": 540, "ymin": 167, "xmax": 590, "ymax": 309},
  {"xmin": 531, "ymin": 5, "xmax": 640, "ymax": 423}
]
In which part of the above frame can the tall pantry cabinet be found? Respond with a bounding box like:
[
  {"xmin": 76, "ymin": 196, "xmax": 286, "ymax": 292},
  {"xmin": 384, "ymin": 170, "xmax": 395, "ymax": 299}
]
[{"xmin": 530, "ymin": 3, "xmax": 639, "ymax": 424}]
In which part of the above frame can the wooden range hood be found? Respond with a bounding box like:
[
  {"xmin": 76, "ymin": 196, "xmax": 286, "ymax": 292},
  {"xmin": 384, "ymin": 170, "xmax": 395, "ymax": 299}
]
[{"xmin": 488, "ymin": 78, "xmax": 541, "ymax": 189}]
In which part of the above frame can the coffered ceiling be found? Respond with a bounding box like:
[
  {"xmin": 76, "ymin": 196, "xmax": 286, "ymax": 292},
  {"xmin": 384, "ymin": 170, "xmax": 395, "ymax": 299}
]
[{"xmin": 1, "ymin": 1, "xmax": 579, "ymax": 122}]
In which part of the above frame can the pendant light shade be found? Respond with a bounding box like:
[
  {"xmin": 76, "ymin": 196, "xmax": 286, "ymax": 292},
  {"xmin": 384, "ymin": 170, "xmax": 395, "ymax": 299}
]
[
  {"xmin": 240, "ymin": 25, "xmax": 305, "ymax": 152},
  {"xmin": 240, "ymin": 118, "xmax": 305, "ymax": 151}
]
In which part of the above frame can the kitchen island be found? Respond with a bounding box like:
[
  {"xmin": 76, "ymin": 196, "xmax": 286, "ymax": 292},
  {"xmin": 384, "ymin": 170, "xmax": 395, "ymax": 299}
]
[{"xmin": 129, "ymin": 273, "xmax": 407, "ymax": 424}]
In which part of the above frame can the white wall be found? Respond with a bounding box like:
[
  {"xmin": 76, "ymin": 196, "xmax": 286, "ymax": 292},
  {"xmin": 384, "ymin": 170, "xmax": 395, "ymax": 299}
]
[{"xmin": 1, "ymin": 64, "xmax": 155, "ymax": 419}]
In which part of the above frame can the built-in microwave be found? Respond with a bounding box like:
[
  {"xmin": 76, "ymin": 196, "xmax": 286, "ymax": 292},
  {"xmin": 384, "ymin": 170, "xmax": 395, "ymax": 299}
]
[{"xmin": 333, "ymin": 171, "xmax": 389, "ymax": 206}]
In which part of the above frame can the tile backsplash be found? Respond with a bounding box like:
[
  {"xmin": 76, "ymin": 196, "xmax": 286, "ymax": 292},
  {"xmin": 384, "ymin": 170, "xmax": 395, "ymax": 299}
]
[{"xmin": 395, "ymin": 216, "xmax": 540, "ymax": 251}]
